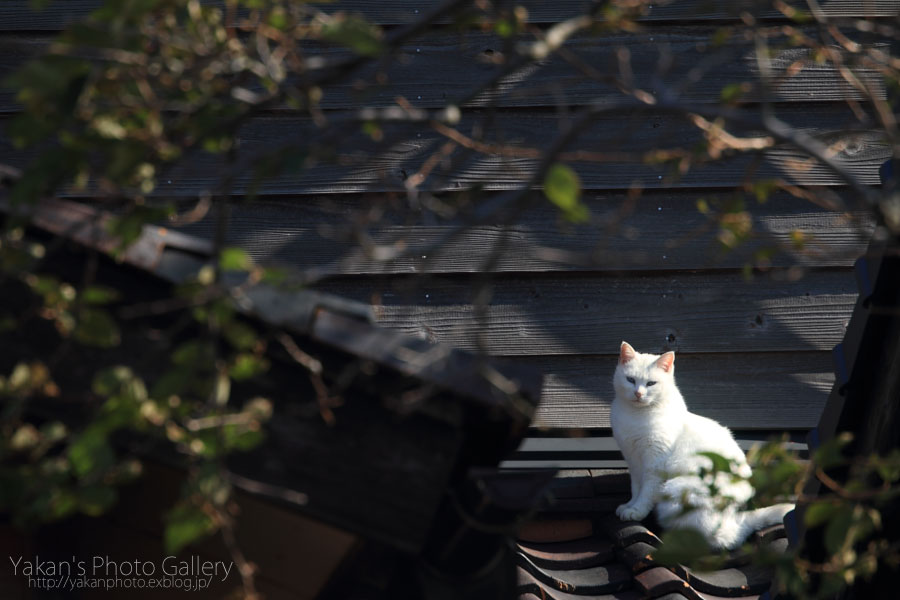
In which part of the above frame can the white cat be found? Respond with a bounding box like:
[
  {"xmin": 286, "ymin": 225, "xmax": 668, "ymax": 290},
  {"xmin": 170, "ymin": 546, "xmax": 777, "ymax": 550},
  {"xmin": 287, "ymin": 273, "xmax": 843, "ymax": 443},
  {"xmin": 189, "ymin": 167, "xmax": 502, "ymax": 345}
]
[{"xmin": 610, "ymin": 341, "xmax": 793, "ymax": 550}]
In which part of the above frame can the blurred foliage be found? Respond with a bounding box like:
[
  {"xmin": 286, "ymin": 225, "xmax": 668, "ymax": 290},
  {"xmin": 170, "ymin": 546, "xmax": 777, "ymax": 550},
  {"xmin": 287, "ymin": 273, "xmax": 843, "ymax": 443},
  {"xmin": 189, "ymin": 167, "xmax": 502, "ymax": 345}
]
[
  {"xmin": 0, "ymin": 0, "xmax": 396, "ymax": 571},
  {"xmin": 653, "ymin": 437, "xmax": 900, "ymax": 599},
  {"xmin": 0, "ymin": 241, "xmax": 275, "ymax": 556}
]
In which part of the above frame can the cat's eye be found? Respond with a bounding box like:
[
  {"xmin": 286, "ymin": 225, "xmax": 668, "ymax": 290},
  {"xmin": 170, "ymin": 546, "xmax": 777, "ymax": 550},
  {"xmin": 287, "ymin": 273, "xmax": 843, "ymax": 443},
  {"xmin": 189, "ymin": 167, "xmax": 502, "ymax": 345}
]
[
  {"xmin": 647, "ymin": 381, "xmax": 657, "ymax": 386},
  {"xmin": 626, "ymin": 377, "xmax": 636, "ymax": 384}
]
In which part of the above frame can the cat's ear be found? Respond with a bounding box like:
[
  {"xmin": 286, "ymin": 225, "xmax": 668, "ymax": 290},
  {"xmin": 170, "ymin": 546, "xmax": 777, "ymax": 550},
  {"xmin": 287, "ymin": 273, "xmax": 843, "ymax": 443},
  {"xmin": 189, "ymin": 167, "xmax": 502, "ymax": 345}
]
[
  {"xmin": 619, "ymin": 341, "xmax": 636, "ymax": 364},
  {"xmin": 656, "ymin": 351, "xmax": 675, "ymax": 373}
]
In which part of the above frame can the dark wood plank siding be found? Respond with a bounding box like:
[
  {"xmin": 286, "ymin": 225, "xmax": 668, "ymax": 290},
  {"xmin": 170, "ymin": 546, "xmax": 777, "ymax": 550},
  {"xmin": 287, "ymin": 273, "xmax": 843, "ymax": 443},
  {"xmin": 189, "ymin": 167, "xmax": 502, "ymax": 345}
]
[
  {"xmin": 171, "ymin": 193, "xmax": 873, "ymax": 274},
  {"xmin": 0, "ymin": 29, "xmax": 888, "ymax": 112},
  {"xmin": 1, "ymin": 1, "xmax": 879, "ymax": 436},
  {"xmin": 314, "ymin": 270, "xmax": 857, "ymax": 355},
  {"xmin": 524, "ymin": 352, "xmax": 834, "ymax": 429},
  {"xmin": 2, "ymin": 1, "xmax": 897, "ymax": 30},
  {"xmin": 0, "ymin": 110, "xmax": 889, "ymax": 194}
]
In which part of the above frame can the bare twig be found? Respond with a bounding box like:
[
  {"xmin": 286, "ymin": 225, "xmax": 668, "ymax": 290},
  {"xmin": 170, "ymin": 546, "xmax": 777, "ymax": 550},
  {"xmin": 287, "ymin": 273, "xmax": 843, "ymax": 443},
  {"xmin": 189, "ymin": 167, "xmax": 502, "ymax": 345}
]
[{"xmin": 276, "ymin": 332, "xmax": 341, "ymax": 425}]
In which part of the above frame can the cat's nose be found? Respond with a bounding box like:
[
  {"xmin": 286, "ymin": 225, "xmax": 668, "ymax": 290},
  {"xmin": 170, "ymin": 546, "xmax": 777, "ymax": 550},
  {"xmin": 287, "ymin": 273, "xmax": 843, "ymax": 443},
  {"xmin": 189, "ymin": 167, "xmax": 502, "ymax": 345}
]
[{"xmin": 634, "ymin": 390, "xmax": 643, "ymax": 399}]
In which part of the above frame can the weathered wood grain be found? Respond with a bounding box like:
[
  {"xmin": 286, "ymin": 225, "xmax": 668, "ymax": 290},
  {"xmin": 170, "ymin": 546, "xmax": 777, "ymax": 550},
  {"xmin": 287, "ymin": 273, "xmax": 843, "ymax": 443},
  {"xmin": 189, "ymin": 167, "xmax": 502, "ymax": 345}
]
[
  {"xmin": 1, "ymin": 0, "xmax": 896, "ymax": 30},
  {"xmin": 0, "ymin": 29, "xmax": 886, "ymax": 113},
  {"xmin": 1, "ymin": 106, "xmax": 887, "ymax": 194},
  {"xmin": 172, "ymin": 192, "xmax": 873, "ymax": 275},
  {"xmin": 311, "ymin": 269, "xmax": 857, "ymax": 355},
  {"xmin": 346, "ymin": 0, "xmax": 900, "ymax": 23},
  {"xmin": 519, "ymin": 352, "xmax": 833, "ymax": 430}
]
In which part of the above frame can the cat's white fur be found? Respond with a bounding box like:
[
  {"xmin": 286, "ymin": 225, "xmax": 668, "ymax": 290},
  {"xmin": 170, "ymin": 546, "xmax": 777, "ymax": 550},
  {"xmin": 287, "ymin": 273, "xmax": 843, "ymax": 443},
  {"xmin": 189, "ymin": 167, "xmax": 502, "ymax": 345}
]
[{"xmin": 610, "ymin": 341, "xmax": 793, "ymax": 549}]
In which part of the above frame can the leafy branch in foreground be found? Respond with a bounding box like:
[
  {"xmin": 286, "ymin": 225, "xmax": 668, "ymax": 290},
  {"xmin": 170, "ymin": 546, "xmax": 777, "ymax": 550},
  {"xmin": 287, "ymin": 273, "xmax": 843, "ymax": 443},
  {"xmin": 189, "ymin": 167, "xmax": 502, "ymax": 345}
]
[
  {"xmin": 0, "ymin": 223, "xmax": 276, "ymax": 598},
  {"xmin": 652, "ymin": 435, "xmax": 900, "ymax": 600}
]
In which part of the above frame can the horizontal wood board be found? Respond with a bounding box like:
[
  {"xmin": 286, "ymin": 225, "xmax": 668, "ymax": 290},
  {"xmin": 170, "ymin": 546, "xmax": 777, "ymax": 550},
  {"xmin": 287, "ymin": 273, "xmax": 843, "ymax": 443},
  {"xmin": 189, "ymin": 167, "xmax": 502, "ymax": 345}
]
[
  {"xmin": 311, "ymin": 269, "xmax": 857, "ymax": 355},
  {"xmin": 171, "ymin": 192, "xmax": 874, "ymax": 275},
  {"xmin": 502, "ymin": 437, "xmax": 807, "ymax": 467},
  {"xmin": 521, "ymin": 352, "xmax": 833, "ymax": 429},
  {"xmin": 1, "ymin": 0, "xmax": 897, "ymax": 30},
  {"xmin": 0, "ymin": 28, "xmax": 888, "ymax": 112},
  {"xmin": 0, "ymin": 106, "xmax": 889, "ymax": 195}
]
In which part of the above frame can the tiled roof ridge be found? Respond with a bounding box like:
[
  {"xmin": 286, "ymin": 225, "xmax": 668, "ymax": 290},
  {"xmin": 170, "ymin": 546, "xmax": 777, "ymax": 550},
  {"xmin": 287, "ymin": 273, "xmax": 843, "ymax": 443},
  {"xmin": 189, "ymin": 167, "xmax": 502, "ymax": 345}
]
[{"xmin": 517, "ymin": 508, "xmax": 787, "ymax": 600}]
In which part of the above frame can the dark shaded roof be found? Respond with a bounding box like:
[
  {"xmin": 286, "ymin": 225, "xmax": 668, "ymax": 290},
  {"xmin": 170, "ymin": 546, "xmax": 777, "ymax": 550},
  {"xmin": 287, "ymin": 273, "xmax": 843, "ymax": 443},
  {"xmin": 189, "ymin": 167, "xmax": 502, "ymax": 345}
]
[{"xmin": 0, "ymin": 197, "xmax": 546, "ymax": 557}]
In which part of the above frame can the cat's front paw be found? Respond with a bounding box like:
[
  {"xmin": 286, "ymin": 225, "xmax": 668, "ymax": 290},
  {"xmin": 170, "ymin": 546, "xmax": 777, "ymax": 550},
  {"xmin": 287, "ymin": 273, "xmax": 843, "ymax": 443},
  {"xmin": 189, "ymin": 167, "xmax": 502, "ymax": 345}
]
[{"xmin": 616, "ymin": 503, "xmax": 648, "ymax": 522}]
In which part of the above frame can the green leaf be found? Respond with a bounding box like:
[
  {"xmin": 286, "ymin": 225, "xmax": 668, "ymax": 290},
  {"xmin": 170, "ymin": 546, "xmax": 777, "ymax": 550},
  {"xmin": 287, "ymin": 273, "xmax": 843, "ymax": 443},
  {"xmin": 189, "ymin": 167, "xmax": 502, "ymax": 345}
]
[
  {"xmin": 804, "ymin": 501, "xmax": 841, "ymax": 528},
  {"xmin": 875, "ymin": 449, "xmax": 900, "ymax": 483},
  {"xmin": 750, "ymin": 179, "xmax": 779, "ymax": 203},
  {"xmin": 26, "ymin": 274, "xmax": 66, "ymax": 305},
  {"xmin": 7, "ymin": 56, "xmax": 90, "ymax": 129},
  {"xmin": 106, "ymin": 212, "xmax": 146, "ymax": 248},
  {"xmin": 362, "ymin": 121, "xmax": 382, "ymax": 141},
  {"xmin": 49, "ymin": 488, "xmax": 79, "ymax": 520},
  {"xmin": 769, "ymin": 459, "xmax": 804, "ymax": 486},
  {"xmin": 106, "ymin": 206, "xmax": 172, "ymax": 251},
  {"xmin": 223, "ymin": 321, "xmax": 258, "ymax": 351},
  {"xmin": 150, "ymin": 368, "xmax": 192, "ymax": 400},
  {"xmin": 68, "ymin": 426, "xmax": 116, "ymax": 478},
  {"xmin": 219, "ymin": 247, "xmax": 252, "ymax": 272},
  {"xmin": 544, "ymin": 163, "xmax": 589, "ymax": 223},
  {"xmin": 814, "ymin": 433, "xmax": 852, "ymax": 470},
  {"xmin": 720, "ymin": 83, "xmax": 745, "ymax": 104},
  {"xmin": 164, "ymin": 502, "xmax": 217, "ymax": 554},
  {"xmin": 229, "ymin": 353, "xmax": 269, "ymax": 381},
  {"xmin": 74, "ymin": 308, "xmax": 121, "ymax": 348},
  {"xmin": 81, "ymin": 285, "xmax": 121, "ymax": 305},
  {"xmin": 193, "ymin": 464, "xmax": 231, "ymax": 506},
  {"xmin": 222, "ymin": 425, "xmax": 264, "ymax": 452},
  {"xmin": 321, "ymin": 13, "xmax": 384, "ymax": 57},
  {"xmin": 710, "ymin": 27, "xmax": 732, "ymax": 48},
  {"xmin": 261, "ymin": 266, "xmax": 289, "ymax": 286},
  {"xmin": 652, "ymin": 528, "xmax": 712, "ymax": 566},
  {"xmin": 202, "ymin": 135, "xmax": 234, "ymax": 154},
  {"xmin": 698, "ymin": 451, "xmax": 732, "ymax": 473},
  {"xmin": 268, "ymin": 6, "xmax": 289, "ymax": 30},
  {"xmin": 172, "ymin": 340, "xmax": 214, "ymax": 368},
  {"xmin": 824, "ymin": 505, "xmax": 854, "ymax": 554},
  {"xmin": 495, "ymin": 19, "xmax": 516, "ymax": 38},
  {"xmin": 78, "ymin": 485, "xmax": 118, "ymax": 516}
]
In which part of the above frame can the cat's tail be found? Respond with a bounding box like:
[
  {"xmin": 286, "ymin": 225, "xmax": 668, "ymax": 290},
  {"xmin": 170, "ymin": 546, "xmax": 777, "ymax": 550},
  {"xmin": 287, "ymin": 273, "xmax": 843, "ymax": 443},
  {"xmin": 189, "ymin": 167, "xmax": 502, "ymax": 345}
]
[{"xmin": 712, "ymin": 503, "xmax": 794, "ymax": 550}]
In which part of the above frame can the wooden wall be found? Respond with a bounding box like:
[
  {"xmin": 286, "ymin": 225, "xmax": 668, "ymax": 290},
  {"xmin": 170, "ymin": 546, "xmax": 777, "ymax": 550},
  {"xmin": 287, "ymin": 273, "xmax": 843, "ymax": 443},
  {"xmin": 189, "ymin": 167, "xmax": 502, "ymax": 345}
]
[{"xmin": 1, "ymin": 1, "xmax": 891, "ymax": 439}]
